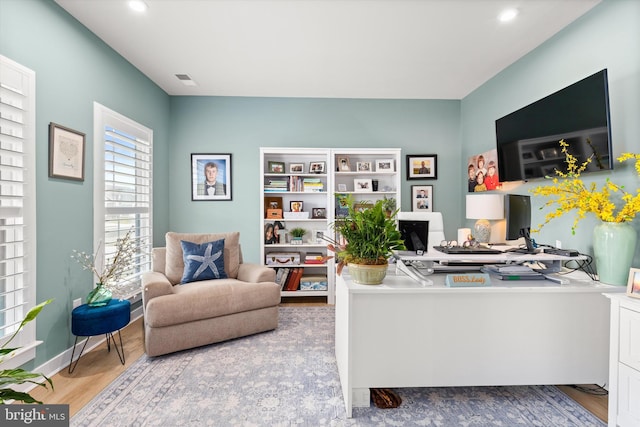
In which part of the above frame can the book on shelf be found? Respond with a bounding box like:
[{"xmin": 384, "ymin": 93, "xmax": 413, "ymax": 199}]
[
  {"xmin": 304, "ymin": 252, "xmax": 325, "ymax": 264},
  {"xmin": 284, "ymin": 267, "xmax": 304, "ymax": 291}
]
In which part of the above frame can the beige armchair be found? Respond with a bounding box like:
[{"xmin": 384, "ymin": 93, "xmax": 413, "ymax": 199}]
[{"xmin": 142, "ymin": 232, "xmax": 281, "ymax": 356}]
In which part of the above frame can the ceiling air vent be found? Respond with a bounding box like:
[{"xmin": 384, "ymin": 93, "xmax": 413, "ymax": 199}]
[{"xmin": 175, "ymin": 74, "xmax": 197, "ymax": 86}]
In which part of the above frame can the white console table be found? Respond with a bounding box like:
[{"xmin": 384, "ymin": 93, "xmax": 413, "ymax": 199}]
[{"xmin": 335, "ymin": 266, "xmax": 624, "ymax": 418}]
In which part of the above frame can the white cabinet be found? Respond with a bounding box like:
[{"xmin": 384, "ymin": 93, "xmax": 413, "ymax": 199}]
[
  {"xmin": 605, "ymin": 293, "xmax": 640, "ymax": 427},
  {"xmin": 260, "ymin": 148, "xmax": 334, "ymax": 302},
  {"xmin": 333, "ymin": 148, "xmax": 401, "ymax": 212},
  {"xmin": 259, "ymin": 148, "xmax": 402, "ymax": 304}
]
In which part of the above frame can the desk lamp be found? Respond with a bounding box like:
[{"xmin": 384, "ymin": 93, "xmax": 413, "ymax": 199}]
[{"xmin": 465, "ymin": 193, "xmax": 504, "ymax": 243}]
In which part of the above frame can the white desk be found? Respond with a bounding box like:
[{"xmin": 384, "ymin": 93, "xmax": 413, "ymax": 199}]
[{"xmin": 335, "ymin": 266, "xmax": 624, "ymax": 418}]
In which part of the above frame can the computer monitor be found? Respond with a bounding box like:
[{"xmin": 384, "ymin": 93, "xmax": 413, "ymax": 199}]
[
  {"xmin": 398, "ymin": 219, "xmax": 429, "ymax": 254},
  {"xmin": 505, "ymin": 194, "xmax": 535, "ymax": 253}
]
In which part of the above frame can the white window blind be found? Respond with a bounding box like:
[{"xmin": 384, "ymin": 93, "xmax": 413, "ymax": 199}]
[
  {"xmin": 0, "ymin": 56, "xmax": 36, "ymax": 354},
  {"xmin": 94, "ymin": 103, "xmax": 152, "ymax": 298}
]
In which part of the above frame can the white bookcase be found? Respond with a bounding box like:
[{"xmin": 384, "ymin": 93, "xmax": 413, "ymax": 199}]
[{"xmin": 259, "ymin": 147, "xmax": 401, "ymax": 304}]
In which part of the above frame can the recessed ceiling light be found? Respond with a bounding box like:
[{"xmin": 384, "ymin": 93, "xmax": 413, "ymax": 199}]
[
  {"xmin": 128, "ymin": 1, "xmax": 148, "ymax": 13},
  {"xmin": 498, "ymin": 8, "xmax": 519, "ymax": 22}
]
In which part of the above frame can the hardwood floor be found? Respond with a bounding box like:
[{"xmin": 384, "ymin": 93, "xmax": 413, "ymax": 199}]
[{"xmin": 30, "ymin": 302, "xmax": 608, "ymax": 423}]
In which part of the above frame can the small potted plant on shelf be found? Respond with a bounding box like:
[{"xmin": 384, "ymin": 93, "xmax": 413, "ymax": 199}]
[
  {"xmin": 328, "ymin": 195, "xmax": 405, "ymax": 285},
  {"xmin": 382, "ymin": 196, "xmax": 397, "ymax": 218},
  {"xmin": 289, "ymin": 227, "xmax": 306, "ymax": 245}
]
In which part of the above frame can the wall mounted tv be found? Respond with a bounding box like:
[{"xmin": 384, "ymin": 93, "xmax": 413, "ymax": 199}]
[{"xmin": 495, "ymin": 69, "xmax": 612, "ymax": 182}]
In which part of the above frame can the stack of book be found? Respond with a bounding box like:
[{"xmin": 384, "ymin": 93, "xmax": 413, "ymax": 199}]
[
  {"xmin": 275, "ymin": 267, "xmax": 305, "ymax": 291},
  {"xmin": 481, "ymin": 264, "xmax": 545, "ymax": 280},
  {"xmin": 302, "ymin": 178, "xmax": 323, "ymax": 192},
  {"xmin": 265, "ymin": 178, "xmax": 289, "ymax": 192},
  {"xmin": 304, "ymin": 252, "xmax": 324, "ymax": 264}
]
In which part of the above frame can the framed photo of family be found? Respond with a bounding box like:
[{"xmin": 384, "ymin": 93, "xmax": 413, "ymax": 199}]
[
  {"xmin": 406, "ymin": 154, "xmax": 437, "ymax": 180},
  {"xmin": 191, "ymin": 153, "xmax": 232, "ymax": 201},
  {"xmin": 627, "ymin": 268, "xmax": 640, "ymax": 299},
  {"xmin": 411, "ymin": 185, "xmax": 433, "ymax": 212}
]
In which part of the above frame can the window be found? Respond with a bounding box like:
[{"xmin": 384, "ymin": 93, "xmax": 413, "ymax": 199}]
[
  {"xmin": 0, "ymin": 55, "xmax": 37, "ymax": 365},
  {"xmin": 93, "ymin": 103, "xmax": 152, "ymax": 298}
]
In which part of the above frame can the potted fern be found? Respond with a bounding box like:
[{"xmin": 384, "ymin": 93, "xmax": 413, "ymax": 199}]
[{"xmin": 329, "ymin": 196, "xmax": 405, "ymax": 284}]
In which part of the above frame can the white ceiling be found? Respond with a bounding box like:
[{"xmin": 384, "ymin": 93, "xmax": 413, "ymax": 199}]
[{"xmin": 54, "ymin": 0, "xmax": 601, "ymax": 99}]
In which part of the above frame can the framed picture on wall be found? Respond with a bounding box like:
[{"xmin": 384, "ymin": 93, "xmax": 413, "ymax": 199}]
[
  {"xmin": 48, "ymin": 122, "xmax": 85, "ymax": 181},
  {"xmin": 411, "ymin": 185, "xmax": 433, "ymax": 212},
  {"xmin": 191, "ymin": 153, "xmax": 232, "ymax": 201},
  {"xmin": 406, "ymin": 154, "xmax": 437, "ymax": 180}
]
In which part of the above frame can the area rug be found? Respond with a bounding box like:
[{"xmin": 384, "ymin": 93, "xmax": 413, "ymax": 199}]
[{"xmin": 73, "ymin": 306, "xmax": 605, "ymax": 426}]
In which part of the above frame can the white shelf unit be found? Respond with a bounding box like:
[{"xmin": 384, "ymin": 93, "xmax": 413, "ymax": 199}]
[
  {"xmin": 260, "ymin": 148, "xmax": 334, "ymax": 302},
  {"xmin": 260, "ymin": 148, "xmax": 402, "ymax": 304},
  {"xmin": 332, "ymin": 148, "xmax": 402, "ymax": 219}
]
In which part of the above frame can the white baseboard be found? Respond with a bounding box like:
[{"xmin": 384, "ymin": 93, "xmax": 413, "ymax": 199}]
[{"xmin": 14, "ymin": 304, "xmax": 144, "ymax": 394}]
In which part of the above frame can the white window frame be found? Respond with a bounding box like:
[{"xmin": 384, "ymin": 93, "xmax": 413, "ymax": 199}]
[
  {"xmin": 0, "ymin": 55, "xmax": 38, "ymax": 368},
  {"xmin": 93, "ymin": 103, "xmax": 153, "ymax": 299}
]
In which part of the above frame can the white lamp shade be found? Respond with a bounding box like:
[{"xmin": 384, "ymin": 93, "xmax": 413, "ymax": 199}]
[{"xmin": 466, "ymin": 194, "xmax": 504, "ymax": 220}]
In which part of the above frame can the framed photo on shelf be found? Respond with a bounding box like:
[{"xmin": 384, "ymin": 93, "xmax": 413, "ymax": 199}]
[
  {"xmin": 309, "ymin": 161, "xmax": 326, "ymax": 173},
  {"xmin": 264, "ymin": 196, "xmax": 284, "ymax": 219},
  {"xmin": 354, "ymin": 202, "xmax": 373, "ymax": 213},
  {"xmin": 290, "ymin": 200, "xmax": 303, "ymax": 212},
  {"xmin": 627, "ymin": 268, "xmax": 640, "ymax": 298},
  {"xmin": 353, "ymin": 178, "xmax": 372, "ymax": 192},
  {"xmin": 337, "ymin": 156, "xmax": 351, "ymax": 172},
  {"xmin": 191, "ymin": 153, "xmax": 232, "ymax": 201},
  {"xmin": 48, "ymin": 122, "xmax": 85, "ymax": 181},
  {"xmin": 312, "ymin": 207, "xmax": 326, "ymax": 219},
  {"xmin": 289, "ymin": 163, "xmax": 304, "ymax": 173},
  {"xmin": 411, "ymin": 185, "xmax": 433, "ymax": 212},
  {"xmin": 268, "ymin": 161, "xmax": 285, "ymax": 173},
  {"xmin": 337, "ymin": 183, "xmax": 347, "ymax": 192},
  {"xmin": 356, "ymin": 161, "xmax": 372, "ymax": 172},
  {"xmin": 406, "ymin": 154, "xmax": 437, "ymax": 180},
  {"xmin": 376, "ymin": 159, "xmax": 394, "ymax": 172},
  {"xmin": 313, "ymin": 229, "xmax": 327, "ymax": 244}
]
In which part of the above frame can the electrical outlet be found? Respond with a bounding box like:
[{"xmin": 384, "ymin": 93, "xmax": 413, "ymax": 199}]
[
  {"xmin": 555, "ymin": 240, "xmax": 562, "ymax": 249},
  {"xmin": 73, "ymin": 298, "xmax": 82, "ymax": 309}
]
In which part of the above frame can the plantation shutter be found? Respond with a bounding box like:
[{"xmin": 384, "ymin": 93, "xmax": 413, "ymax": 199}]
[
  {"xmin": 94, "ymin": 103, "xmax": 152, "ymax": 298},
  {"xmin": 0, "ymin": 56, "xmax": 37, "ymax": 356}
]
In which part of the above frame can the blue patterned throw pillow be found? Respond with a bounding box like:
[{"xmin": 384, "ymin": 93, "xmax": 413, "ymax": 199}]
[{"xmin": 180, "ymin": 239, "xmax": 227, "ymax": 284}]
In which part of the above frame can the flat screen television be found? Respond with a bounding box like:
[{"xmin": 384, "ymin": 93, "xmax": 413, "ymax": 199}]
[
  {"xmin": 505, "ymin": 194, "xmax": 534, "ymax": 253},
  {"xmin": 495, "ymin": 69, "xmax": 613, "ymax": 182}
]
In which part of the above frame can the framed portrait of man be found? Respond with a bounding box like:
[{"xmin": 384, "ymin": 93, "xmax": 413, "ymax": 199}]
[{"xmin": 191, "ymin": 153, "xmax": 232, "ymax": 201}]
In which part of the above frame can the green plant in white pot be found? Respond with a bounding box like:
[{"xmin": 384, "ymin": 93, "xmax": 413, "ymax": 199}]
[
  {"xmin": 329, "ymin": 196, "xmax": 405, "ymax": 284},
  {"xmin": 289, "ymin": 227, "xmax": 306, "ymax": 245}
]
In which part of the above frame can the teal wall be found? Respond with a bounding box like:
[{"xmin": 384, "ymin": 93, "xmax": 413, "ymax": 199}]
[
  {"xmin": 168, "ymin": 97, "xmax": 461, "ymax": 263},
  {"xmin": 0, "ymin": 0, "xmax": 171, "ymax": 366},
  {"xmin": 1, "ymin": 0, "xmax": 639, "ymax": 372},
  {"xmin": 461, "ymin": 0, "xmax": 640, "ymax": 263}
]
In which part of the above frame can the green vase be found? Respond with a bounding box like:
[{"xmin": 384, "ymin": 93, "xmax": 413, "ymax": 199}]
[
  {"xmin": 593, "ymin": 222, "xmax": 637, "ymax": 286},
  {"xmin": 87, "ymin": 284, "xmax": 112, "ymax": 307}
]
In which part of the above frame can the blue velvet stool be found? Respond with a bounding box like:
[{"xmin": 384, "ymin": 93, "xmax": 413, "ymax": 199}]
[{"xmin": 68, "ymin": 299, "xmax": 131, "ymax": 373}]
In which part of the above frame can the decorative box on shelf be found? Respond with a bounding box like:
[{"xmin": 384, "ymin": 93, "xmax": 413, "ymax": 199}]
[
  {"xmin": 300, "ymin": 275, "xmax": 328, "ymax": 291},
  {"xmin": 265, "ymin": 252, "xmax": 301, "ymax": 266},
  {"xmin": 284, "ymin": 211, "xmax": 310, "ymax": 220}
]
